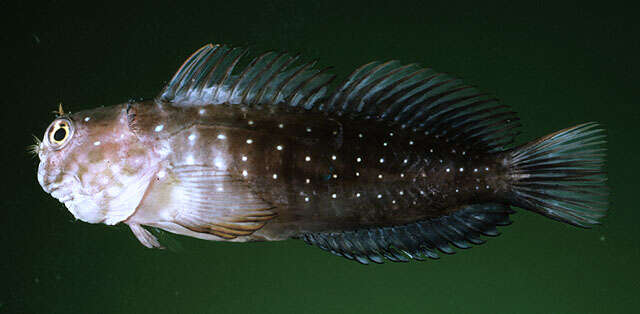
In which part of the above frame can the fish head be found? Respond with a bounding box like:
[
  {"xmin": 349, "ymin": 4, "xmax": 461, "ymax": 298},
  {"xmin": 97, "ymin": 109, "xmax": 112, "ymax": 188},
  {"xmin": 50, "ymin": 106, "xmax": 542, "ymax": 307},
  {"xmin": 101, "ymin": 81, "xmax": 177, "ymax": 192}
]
[{"xmin": 36, "ymin": 103, "xmax": 158, "ymax": 225}]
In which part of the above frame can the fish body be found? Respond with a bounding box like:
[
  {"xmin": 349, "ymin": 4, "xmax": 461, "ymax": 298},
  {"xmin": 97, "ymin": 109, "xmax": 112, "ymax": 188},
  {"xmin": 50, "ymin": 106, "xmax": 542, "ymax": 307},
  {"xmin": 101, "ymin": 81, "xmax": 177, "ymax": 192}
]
[{"xmin": 36, "ymin": 44, "xmax": 608, "ymax": 263}]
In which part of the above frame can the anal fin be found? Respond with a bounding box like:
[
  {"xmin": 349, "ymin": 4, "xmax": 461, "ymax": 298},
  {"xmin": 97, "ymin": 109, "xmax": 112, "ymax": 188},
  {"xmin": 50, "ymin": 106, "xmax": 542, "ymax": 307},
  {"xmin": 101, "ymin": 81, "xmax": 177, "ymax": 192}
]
[{"xmin": 301, "ymin": 203, "xmax": 514, "ymax": 264}]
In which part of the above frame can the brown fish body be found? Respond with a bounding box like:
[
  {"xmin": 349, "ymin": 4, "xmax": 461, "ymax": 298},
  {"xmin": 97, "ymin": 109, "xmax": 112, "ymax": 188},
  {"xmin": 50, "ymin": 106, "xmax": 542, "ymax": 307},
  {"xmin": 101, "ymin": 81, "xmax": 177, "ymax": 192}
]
[
  {"xmin": 36, "ymin": 44, "xmax": 608, "ymax": 263},
  {"xmin": 126, "ymin": 101, "xmax": 509, "ymax": 240}
]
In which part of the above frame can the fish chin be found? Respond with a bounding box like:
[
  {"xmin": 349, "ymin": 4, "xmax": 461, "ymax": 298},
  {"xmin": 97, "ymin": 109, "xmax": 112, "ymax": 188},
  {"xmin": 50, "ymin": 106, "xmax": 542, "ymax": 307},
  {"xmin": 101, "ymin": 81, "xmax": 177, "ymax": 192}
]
[
  {"xmin": 63, "ymin": 195, "xmax": 105, "ymax": 224},
  {"xmin": 42, "ymin": 172, "xmax": 104, "ymax": 224}
]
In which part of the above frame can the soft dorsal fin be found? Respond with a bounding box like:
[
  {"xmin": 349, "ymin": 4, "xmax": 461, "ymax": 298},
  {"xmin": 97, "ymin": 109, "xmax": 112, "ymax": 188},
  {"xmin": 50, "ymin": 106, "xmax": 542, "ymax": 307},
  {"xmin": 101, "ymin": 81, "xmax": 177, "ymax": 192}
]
[
  {"xmin": 325, "ymin": 60, "xmax": 521, "ymax": 152},
  {"xmin": 158, "ymin": 44, "xmax": 335, "ymax": 109},
  {"xmin": 160, "ymin": 44, "xmax": 521, "ymax": 152}
]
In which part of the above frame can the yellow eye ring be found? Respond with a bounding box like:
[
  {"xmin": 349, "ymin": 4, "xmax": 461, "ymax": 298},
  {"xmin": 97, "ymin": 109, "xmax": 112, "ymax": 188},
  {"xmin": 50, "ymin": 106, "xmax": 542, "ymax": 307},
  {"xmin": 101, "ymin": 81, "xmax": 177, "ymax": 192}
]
[{"xmin": 46, "ymin": 118, "xmax": 74, "ymax": 149}]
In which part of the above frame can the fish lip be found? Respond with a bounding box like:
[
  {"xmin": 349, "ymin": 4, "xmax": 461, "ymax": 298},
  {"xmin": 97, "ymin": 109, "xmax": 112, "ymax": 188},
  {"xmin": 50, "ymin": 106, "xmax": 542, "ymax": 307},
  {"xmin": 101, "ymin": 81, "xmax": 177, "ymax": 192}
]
[{"xmin": 40, "ymin": 170, "xmax": 84, "ymax": 197}]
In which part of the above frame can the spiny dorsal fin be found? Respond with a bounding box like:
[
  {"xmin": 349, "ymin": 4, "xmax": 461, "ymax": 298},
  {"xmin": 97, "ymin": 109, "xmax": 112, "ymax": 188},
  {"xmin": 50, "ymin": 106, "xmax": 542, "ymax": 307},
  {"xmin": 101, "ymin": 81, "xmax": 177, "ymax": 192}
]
[{"xmin": 158, "ymin": 44, "xmax": 335, "ymax": 109}]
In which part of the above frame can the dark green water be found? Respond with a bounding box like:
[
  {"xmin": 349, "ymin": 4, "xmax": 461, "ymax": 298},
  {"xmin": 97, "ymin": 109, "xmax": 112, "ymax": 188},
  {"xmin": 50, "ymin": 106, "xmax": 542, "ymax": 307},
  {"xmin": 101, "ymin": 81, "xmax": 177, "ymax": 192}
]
[{"xmin": 4, "ymin": 1, "xmax": 639, "ymax": 313}]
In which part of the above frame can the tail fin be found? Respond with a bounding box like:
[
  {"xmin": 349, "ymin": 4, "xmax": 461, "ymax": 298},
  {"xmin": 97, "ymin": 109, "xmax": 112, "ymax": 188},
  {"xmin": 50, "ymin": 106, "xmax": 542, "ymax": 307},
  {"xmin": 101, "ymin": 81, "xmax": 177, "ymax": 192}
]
[{"xmin": 508, "ymin": 122, "xmax": 608, "ymax": 227}]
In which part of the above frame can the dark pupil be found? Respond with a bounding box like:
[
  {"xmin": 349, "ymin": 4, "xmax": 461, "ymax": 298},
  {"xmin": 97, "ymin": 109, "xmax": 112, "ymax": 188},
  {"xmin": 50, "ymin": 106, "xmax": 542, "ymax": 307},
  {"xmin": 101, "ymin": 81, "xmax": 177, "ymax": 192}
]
[{"xmin": 53, "ymin": 127, "xmax": 67, "ymax": 141}]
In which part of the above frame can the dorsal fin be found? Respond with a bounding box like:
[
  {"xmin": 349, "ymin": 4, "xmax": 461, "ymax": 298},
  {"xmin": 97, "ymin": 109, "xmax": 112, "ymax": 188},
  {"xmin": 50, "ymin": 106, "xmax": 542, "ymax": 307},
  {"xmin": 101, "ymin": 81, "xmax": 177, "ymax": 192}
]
[
  {"xmin": 160, "ymin": 44, "xmax": 521, "ymax": 151},
  {"xmin": 325, "ymin": 61, "xmax": 521, "ymax": 152},
  {"xmin": 158, "ymin": 44, "xmax": 335, "ymax": 109},
  {"xmin": 301, "ymin": 203, "xmax": 514, "ymax": 264}
]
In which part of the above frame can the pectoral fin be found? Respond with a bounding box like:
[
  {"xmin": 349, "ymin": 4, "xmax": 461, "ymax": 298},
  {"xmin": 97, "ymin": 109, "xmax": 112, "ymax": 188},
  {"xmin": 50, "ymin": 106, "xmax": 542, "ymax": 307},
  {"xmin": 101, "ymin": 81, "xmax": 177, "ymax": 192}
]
[{"xmin": 171, "ymin": 164, "xmax": 277, "ymax": 240}]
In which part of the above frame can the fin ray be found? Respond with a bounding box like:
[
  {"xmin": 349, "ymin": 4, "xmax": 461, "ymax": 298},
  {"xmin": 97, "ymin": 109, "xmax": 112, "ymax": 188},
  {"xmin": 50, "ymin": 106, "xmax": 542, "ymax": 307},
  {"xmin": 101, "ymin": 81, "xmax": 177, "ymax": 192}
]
[
  {"xmin": 508, "ymin": 122, "xmax": 608, "ymax": 227},
  {"xmin": 170, "ymin": 164, "xmax": 277, "ymax": 239},
  {"xmin": 302, "ymin": 203, "xmax": 512, "ymax": 264},
  {"xmin": 160, "ymin": 44, "xmax": 519, "ymax": 152},
  {"xmin": 158, "ymin": 44, "xmax": 334, "ymax": 109}
]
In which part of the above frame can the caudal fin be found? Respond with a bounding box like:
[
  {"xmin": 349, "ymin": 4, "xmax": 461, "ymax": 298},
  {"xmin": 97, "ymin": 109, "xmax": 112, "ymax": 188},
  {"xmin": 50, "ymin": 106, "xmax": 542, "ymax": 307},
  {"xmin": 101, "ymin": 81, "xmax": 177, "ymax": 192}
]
[{"xmin": 508, "ymin": 122, "xmax": 608, "ymax": 227}]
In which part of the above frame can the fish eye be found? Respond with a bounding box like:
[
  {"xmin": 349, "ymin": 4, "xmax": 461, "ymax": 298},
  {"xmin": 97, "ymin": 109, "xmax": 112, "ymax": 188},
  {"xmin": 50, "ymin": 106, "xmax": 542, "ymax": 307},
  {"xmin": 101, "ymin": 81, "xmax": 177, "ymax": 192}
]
[{"xmin": 46, "ymin": 118, "xmax": 74, "ymax": 149}]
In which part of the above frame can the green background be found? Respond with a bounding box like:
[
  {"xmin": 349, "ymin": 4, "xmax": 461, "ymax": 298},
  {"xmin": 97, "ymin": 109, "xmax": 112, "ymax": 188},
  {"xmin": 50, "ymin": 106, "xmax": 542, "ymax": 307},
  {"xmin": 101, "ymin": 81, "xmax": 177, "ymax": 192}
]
[{"xmin": 3, "ymin": 1, "xmax": 639, "ymax": 313}]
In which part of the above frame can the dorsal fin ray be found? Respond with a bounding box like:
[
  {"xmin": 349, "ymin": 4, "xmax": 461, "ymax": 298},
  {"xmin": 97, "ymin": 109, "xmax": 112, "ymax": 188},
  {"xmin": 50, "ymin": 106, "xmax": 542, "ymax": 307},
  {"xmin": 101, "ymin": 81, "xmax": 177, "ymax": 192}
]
[
  {"xmin": 158, "ymin": 44, "xmax": 335, "ymax": 108},
  {"xmin": 159, "ymin": 44, "xmax": 520, "ymax": 151}
]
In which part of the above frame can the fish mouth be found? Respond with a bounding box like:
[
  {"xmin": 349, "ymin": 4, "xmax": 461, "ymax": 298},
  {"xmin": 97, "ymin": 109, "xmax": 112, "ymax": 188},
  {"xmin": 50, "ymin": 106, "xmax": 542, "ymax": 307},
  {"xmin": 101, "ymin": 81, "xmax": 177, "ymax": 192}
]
[{"xmin": 38, "ymin": 167, "xmax": 84, "ymax": 201}]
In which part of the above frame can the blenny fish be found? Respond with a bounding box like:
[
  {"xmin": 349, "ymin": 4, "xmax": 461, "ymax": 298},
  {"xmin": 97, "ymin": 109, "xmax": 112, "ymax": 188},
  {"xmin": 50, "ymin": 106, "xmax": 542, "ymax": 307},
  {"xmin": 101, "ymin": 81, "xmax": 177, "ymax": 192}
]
[{"xmin": 35, "ymin": 44, "xmax": 608, "ymax": 264}]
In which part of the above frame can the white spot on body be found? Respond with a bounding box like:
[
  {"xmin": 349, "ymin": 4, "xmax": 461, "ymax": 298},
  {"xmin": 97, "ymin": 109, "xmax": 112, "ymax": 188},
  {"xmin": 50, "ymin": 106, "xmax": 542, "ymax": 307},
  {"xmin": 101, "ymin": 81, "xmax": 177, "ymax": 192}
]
[
  {"xmin": 331, "ymin": 155, "xmax": 337, "ymax": 160},
  {"xmin": 332, "ymin": 174, "xmax": 338, "ymax": 179},
  {"xmin": 305, "ymin": 178, "xmax": 310, "ymax": 184},
  {"xmin": 305, "ymin": 156, "xmax": 311, "ymax": 162},
  {"xmin": 248, "ymin": 120, "xmax": 254, "ymax": 126},
  {"xmin": 304, "ymin": 197, "xmax": 310, "ymax": 202},
  {"xmin": 272, "ymin": 174, "xmax": 278, "ymax": 179},
  {"xmin": 154, "ymin": 125, "xmax": 164, "ymax": 132},
  {"xmin": 378, "ymin": 174, "xmax": 383, "ymax": 179},
  {"xmin": 355, "ymin": 172, "xmax": 360, "ymax": 176},
  {"xmin": 217, "ymin": 134, "xmax": 227, "ymax": 140},
  {"xmin": 459, "ymin": 167, "xmax": 464, "ymax": 172},
  {"xmin": 306, "ymin": 127, "xmax": 312, "ymax": 133},
  {"xmin": 84, "ymin": 117, "xmax": 90, "ymax": 122},
  {"xmin": 409, "ymin": 140, "xmax": 414, "ymax": 145},
  {"xmin": 198, "ymin": 109, "xmax": 206, "ymax": 115},
  {"xmin": 377, "ymin": 194, "xmax": 382, "ymax": 199},
  {"xmin": 332, "ymin": 193, "xmax": 337, "ymax": 199},
  {"xmin": 278, "ymin": 123, "xmax": 284, "ymax": 128},
  {"xmin": 383, "ymin": 142, "xmax": 388, "ymax": 147},
  {"xmin": 276, "ymin": 145, "xmax": 283, "ymax": 151},
  {"xmin": 93, "ymin": 141, "xmax": 101, "ymax": 146},
  {"xmin": 246, "ymin": 139, "xmax": 253, "ymax": 144},
  {"xmin": 188, "ymin": 133, "xmax": 197, "ymax": 141},
  {"xmin": 446, "ymin": 168, "xmax": 451, "ymax": 172},
  {"xmin": 356, "ymin": 193, "xmax": 361, "ymax": 198},
  {"xmin": 379, "ymin": 158, "xmax": 384, "ymax": 163},
  {"xmin": 242, "ymin": 170, "xmax": 248, "ymax": 177},
  {"xmin": 214, "ymin": 157, "xmax": 225, "ymax": 169},
  {"xmin": 241, "ymin": 156, "xmax": 248, "ymax": 161},
  {"xmin": 356, "ymin": 157, "xmax": 362, "ymax": 162}
]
